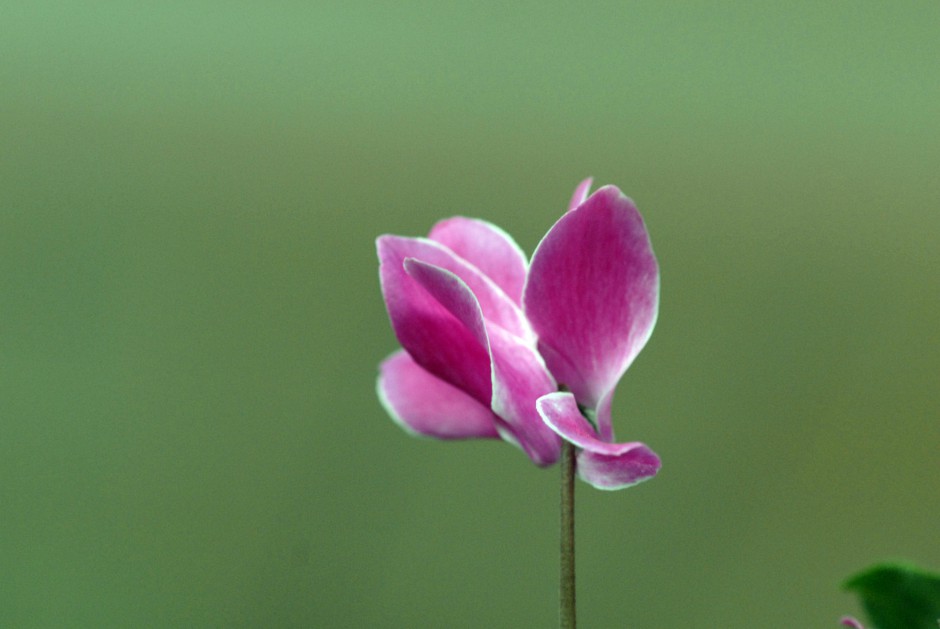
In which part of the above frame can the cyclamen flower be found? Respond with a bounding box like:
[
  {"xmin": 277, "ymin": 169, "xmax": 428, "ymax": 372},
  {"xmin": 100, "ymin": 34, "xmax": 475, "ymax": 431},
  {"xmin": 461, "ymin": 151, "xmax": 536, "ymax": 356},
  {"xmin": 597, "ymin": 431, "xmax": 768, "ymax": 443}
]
[{"xmin": 376, "ymin": 179, "xmax": 661, "ymax": 490}]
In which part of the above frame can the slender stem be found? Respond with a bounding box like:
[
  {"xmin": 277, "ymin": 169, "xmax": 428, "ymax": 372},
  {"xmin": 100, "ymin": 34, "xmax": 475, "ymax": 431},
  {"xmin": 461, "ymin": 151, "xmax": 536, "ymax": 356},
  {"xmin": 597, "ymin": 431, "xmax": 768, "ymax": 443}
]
[{"xmin": 560, "ymin": 440, "xmax": 576, "ymax": 629}]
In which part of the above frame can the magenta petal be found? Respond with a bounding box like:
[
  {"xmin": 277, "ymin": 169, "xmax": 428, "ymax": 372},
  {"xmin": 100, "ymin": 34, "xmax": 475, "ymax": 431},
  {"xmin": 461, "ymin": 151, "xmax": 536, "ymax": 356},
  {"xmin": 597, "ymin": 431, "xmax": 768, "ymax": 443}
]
[
  {"xmin": 537, "ymin": 392, "xmax": 660, "ymax": 490},
  {"xmin": 379, "ymin": 235, "xmax": 532, "ymax": 342},
  {"xmin": 567, "ymin": 177, "xmax": 593, "ymax": 213},
  {"xmin": 594, "ymin": 388, "xmax": 615, "ymax": 443},
  {"xmin": 406, "ymin": 259, "xmax": 562, "ymax": 466},
  {"xmin": 378, "ymin": 237, "xmax": 492, "ymax": 404},
  {"xmin": 536, "ymin": 392, "xmax": 627, "ymax": 454},
  {"xmin": 486, "ymin": 324, "xmax": 562, "ymax": 466},
  {"xmin": 524, "ymin": 185, "xmax": 659, "ymax": 409},
  {"xmin": 403, "ymin": 258, "xmax": 488, "ymax": 345},
  {"xmin": 429, "ymin": 217, "xmax": 528, "ymax": 305},
  {"xmin": 839, "ymin": 617, "xmax": 865, "ymax": 629},
  {"xmin": 575, "ymin": 447, "xmax": 661, "ymax": 491},
  {"xmin": 378, "ymin": 350, "xmax": 500, "ymax": 439}
]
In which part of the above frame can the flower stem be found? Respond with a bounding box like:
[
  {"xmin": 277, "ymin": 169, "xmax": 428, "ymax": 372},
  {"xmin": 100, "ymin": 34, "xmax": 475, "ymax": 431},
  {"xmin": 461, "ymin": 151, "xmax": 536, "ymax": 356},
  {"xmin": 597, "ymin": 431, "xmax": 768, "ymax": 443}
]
[{"xmin": 560, "ymin": 440, "xmax": 576, "ymax": 628}]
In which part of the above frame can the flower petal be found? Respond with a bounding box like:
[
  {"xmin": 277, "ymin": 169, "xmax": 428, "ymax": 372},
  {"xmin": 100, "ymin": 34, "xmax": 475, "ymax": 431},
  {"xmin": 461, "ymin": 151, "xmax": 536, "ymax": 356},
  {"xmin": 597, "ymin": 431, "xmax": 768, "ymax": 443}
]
[
  {"xmin": 567, "ymin": 177, "xmax": 594, "ymax": 213},
  {"xmin": 594, "ymin": 388, "xmax": 615, "ymax": 443},
  {"xmin": 536, "ymin": 392, "xmax": 628, "ymax": 455},
  {"xmin": 839, "ymin": 618, "xmax": 865, "ymax": 629},
  {"xmin": 378, "ymin": 237, "xmax": 492, "ymax": 404},
  {"xmin": 429, "ymin": 217, "xmax": 528, "ymax": 305},
  {"xmin": 537, "ymin": 392, "xmax": 660, "ymax": 490},
  {"xmin": 524, "ymin": 185, "xmax": 659, "ymax": 409},
  {"xmin": 378, "ymin": 350, "xmax": 501, "ymax": 439},
  {"xmin": 402, "ymin": 258, "xmax": 488, "ymax": 345},
  {"xmin": 487, "ymin": 323, "xmax": 562, "ymax": 466},
  {"xmin": 379, "ymin": 235, "xmax": 532, "ymax": 342},
  {"xmin": 405, "ymin": 259, "xmax": 562, "ymax": 466},
  {"xmin": 575, "ymin": 447, "xmax": 661, "ymax": 491}
]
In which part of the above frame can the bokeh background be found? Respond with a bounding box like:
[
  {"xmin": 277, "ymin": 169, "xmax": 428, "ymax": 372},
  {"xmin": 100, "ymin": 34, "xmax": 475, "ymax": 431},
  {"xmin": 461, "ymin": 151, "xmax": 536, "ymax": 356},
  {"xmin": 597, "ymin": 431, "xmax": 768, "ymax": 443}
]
[{"xmin": 2, "ymin": 2, "xmax": 938, "ymax": 627}]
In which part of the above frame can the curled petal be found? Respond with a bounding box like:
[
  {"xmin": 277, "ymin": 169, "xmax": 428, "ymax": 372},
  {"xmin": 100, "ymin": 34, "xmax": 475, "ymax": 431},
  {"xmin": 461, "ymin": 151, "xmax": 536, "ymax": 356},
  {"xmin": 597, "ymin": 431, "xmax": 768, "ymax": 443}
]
[
  {"xmin": 524, "ymin": 185, "xmax": 659, "ymax": 409},
  {"xmin": 378, "ymin": 237, "xmax": 492, "ymax": 404},
  {"xmin": 567, "ymin": 177, "xmax": 594, "ymax": 213},
  {"xmin": 403, "ymin": 259, "xmax": 489, "ymax": 344},
  {"xmin": 378, "ymin": 350, "xmax": 501, "ymax": 439},
  {"xmin": 429, "ymin": 217, "xmax": 528, "ymax": 305},
  {"xmin": 487, "ymin": 324, "xmax": 562, "ymax": 466},
  {"xmin": 406, "ymin": 259, "xmax": 561, "ymax": 466},
  {"xmin": 379, "ymin": 235, "xmax": 532, "ymax": 342},
  {"xmin": 576, "ymin": 448, "xmax": 661, "ymax": 491},
  {"xmin": 594, "ymin": 388, "xmax": 615, "ymax": 443},
  {"xmin": 537, "ymin": 392, "xmax": 660, "ymax": 490}
]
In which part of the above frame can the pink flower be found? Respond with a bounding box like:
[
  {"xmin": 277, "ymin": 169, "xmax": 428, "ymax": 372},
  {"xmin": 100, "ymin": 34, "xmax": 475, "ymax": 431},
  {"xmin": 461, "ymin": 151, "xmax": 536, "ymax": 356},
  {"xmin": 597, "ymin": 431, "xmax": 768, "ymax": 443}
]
[
  {"xmin": 376, "ymin": 179, "xmax": 661, "ymax": 490},
  {"xmin": 840, "ymin": 617, "xmax": 865, "ymax": 629}
]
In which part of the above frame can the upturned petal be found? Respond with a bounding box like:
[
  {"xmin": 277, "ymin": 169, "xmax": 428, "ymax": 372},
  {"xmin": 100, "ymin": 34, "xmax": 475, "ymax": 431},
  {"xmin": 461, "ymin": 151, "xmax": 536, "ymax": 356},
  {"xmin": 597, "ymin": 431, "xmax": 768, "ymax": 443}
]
[
  {"xmin": 429, "ymin": 217, "xmax": 528, "ymax": 305},
  {"xmin": 567, "ymin": 177, "xmax": 593, "ymax": 213},
  {"xmin": 575, "ymin": 448, "xmax": 661, "ymax": 491},
  {"xmin": 378, "ymin": 236, "xmax": 492, "ymax": 404},
  {"xmin": 592, "ymin": 388, "xmax": 616, "ymax": 444},
  {"xmin": 378, "ymin": 350, "xmax": 501, "ymax": 439},
  {"xmin": 379, "ymin": 235, "xmax": 532, "ymax": 341},
  {"xmin": 405, "ymin": 259, "xmax": 562, "ymax": 466},
  {"xmin": 524, "ymin": 185, "xmax": 659, "ymax": 410},
  {"xmin": 537, "ymin": 392, "xmax": 660, "ymax": 490}
]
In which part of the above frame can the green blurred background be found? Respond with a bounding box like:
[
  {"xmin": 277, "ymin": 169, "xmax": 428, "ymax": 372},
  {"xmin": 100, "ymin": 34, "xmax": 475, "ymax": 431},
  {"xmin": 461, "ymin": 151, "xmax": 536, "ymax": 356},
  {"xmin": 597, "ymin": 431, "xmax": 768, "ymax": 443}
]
[{"xmin": 2, "ymin": 2, "xmax": 938, "ymax": 627}]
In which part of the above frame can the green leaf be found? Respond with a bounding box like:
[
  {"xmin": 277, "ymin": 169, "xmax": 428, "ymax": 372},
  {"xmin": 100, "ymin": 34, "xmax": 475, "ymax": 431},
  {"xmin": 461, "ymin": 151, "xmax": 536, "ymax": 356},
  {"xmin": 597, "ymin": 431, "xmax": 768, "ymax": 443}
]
[{"xmin": 844, "ymin": 562, "xmax": 940, "ymax": 629}]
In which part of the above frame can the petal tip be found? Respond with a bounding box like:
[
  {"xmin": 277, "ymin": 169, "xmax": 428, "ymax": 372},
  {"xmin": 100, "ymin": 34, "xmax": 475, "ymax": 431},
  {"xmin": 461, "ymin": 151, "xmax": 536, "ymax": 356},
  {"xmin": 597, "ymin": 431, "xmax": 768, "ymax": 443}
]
[
  {"xmin": 567, "ymin": 177, "xmax": 595, "ymax": 213},
  {"xmin": 576, "ymin": 445, "xmax": 661, "ymax": 491}
]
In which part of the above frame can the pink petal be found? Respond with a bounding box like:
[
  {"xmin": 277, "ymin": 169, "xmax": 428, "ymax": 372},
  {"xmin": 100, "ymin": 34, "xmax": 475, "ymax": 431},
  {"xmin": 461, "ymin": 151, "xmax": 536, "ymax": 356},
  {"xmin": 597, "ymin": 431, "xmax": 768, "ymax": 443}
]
[
  {"xmin": 536, "ymin": 392, "xmax": 634, "ymax": 455},
  {"xmin": 378, "ymin": 350, "xmax": 501, "ymax": 439},
  {"xmin": 403, "ymin": 258, "xmax": 488, "ymax": 344},
  {"xmin": 406, "ymin": 259, "xmax": 562, "ymax": 466},
  {"xmin": 378, "ymin": 237, "xmax": 492, "ymax": 404},
  {"xmin": 537, "ymin": 392, "xmax": 660, "ymax": 490},
  {"xmin": 593, "ymin": 388, "xmax": 616, "ymax": 443},
  {"xmin": 429, "ymin": 217, "xmax": 528, "ymax": 305},
  {"xmin": 487, "ymin": 323, "xmax": 562, "ymax": 466},
  {"xmin": 567, "ymin": 177, "xmax": 594, "ymax": 213},
  {"xmin": 839, "ymin": 617, "xmax": 865, "ymax": 629},
  {"xmin": 575, "ymin": 448, "xmax": 661, "ymax": 491},
  {"xmin": 379, "ymin": 235, "xmax": 533, "ymax": 341},
  {"xmin": 524, "ymin": 185, "xmax": 659, "ymax": 410}
]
